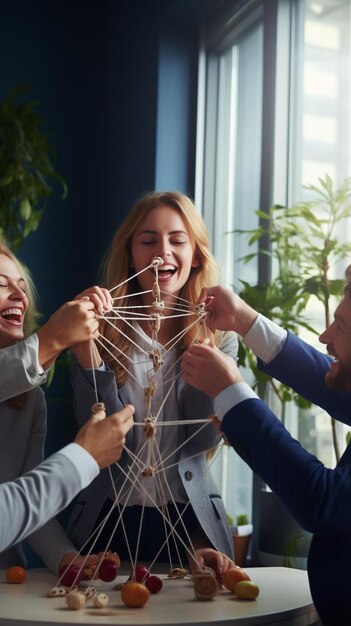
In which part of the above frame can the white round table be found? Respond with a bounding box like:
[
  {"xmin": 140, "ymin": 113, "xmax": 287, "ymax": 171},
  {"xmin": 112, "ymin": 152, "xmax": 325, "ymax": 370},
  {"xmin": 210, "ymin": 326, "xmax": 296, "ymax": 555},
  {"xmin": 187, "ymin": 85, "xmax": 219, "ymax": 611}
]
[{"xmin": 0, "ymin": 567, "xmax": 320, "ymax": 626}]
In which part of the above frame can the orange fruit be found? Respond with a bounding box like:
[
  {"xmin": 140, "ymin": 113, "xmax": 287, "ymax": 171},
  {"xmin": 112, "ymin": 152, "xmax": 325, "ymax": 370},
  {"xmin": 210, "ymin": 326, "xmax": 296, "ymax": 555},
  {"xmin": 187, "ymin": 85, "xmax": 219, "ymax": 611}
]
[
  {"xmin": 6, "ymin": 566, "xmax": 26, "ymax": 584},
  {"xmin": 223, "ymin": 567, "xmax": 250, "ymax": 592},
  {"xmin": 234, "ymin": 580, "xmax": 260, "ymax": 600},
  {"xmin": 121, "ymin": 581, "xmax": 150, "ymax": 608}
]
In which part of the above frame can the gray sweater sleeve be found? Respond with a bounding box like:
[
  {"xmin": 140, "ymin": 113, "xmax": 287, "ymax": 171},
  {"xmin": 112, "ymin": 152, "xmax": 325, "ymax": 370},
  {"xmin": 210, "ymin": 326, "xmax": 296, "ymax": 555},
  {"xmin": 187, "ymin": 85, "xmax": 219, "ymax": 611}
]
[
  {"xmin": 0, "ymin": 335, "xmax": 47, "ymax": 401},
  {"xmin": 0, "ymin": 444, "xmax": 99, "ymax": 552}
]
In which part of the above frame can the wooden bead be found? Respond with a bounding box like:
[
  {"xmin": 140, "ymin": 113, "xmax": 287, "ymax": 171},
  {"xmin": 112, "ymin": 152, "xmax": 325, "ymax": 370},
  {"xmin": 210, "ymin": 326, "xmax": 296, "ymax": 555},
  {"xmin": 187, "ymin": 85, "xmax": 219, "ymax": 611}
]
[
  {"xmin": 48, "ymin": 586, "xmax": 70, "ymax": 597},
  {"xmin": 66, "ymin": 591, "xmax": 86, "ymax": 610},
  {"xmin": 167, "ymin": 567, "xmax": 188, "ymax": 579},
  {"xmin": 193, "ymin": 568, "xmax": 219, "ymax": 601},
  {"xmin": 143, "ymin": 417, "xmax": 157, "ymax": 438},
  {"xmin": 93, "ymin": 593, "xmax": 109, "ymax": 608},
  {"xmin": 84, "ymin": 586, "xmax": 96, "ymax": 599},
  {"xmin": 91, "ymin": 402, "xmax": 106, "ymax": 414},
  {"xmin": 141, "ymin": 465, "xmax": 156, "ymax": 477}
]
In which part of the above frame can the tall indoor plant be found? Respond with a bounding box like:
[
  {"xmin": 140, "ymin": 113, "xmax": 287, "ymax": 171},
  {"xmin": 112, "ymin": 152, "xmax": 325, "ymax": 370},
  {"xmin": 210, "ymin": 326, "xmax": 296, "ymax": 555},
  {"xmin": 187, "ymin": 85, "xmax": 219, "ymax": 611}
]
[
  {"xmin": 0, "ymin": 85, "xmax": 68, "ymax": 384},
  {"xmin": 0, "ymin": 85, "xmax": 67, "ymax": 251},
  {"xmin": 235, "ymin": 174, "xmax": 351, "ymax": 461}
]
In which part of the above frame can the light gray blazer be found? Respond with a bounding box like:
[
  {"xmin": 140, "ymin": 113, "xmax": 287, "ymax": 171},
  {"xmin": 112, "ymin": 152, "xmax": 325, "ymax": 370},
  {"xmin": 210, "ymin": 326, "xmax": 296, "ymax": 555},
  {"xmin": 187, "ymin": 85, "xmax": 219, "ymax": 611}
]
[
  {"xmin": 67, "ymin": 332, "xmax": 238, "ymax": 559},
  {"xmin": 0, "ymin": 337, "xmax": 78, "ymax": 572},
  {"xmin": 0, "ymin": 442, "xmax": 95, "ymax": 563},
  {"xmin": 0, "ymin": 335, "xmax": 47, "ymax": 401}
]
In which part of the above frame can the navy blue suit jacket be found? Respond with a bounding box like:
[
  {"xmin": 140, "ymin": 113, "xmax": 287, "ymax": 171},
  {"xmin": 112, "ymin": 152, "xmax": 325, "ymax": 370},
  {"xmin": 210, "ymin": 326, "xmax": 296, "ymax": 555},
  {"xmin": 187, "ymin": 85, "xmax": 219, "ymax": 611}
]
[{"xmin": 221, "ymin": 332, "xmax": 351, "ymax": 625}]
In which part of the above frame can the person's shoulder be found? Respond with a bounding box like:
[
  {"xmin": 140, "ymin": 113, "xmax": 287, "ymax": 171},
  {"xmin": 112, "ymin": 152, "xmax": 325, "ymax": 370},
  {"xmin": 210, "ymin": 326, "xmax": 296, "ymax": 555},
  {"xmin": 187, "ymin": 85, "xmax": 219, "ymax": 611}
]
[{"xmin": 27, "ymin": 386, "xmax": 46, "ymax": 412}]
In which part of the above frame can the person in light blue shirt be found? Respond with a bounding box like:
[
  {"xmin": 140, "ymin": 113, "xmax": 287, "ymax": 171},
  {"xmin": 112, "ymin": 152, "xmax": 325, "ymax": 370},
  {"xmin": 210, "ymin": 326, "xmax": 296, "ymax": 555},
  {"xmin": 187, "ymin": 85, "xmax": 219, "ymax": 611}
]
[{"xmin": 0, "ymin": 238, "xmax": 134, "ymax": 572}]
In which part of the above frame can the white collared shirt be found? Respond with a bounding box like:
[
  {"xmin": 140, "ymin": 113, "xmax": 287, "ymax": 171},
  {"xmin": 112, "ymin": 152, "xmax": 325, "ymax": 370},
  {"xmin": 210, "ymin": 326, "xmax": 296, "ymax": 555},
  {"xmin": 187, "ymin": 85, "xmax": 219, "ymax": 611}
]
[
  {"xmin": 120, "ymin": 324, "xmax": 187, "ymax": 506},
  {"xmin": 214, "ymin": 314, "xmax": 287, "ymax": 420}
]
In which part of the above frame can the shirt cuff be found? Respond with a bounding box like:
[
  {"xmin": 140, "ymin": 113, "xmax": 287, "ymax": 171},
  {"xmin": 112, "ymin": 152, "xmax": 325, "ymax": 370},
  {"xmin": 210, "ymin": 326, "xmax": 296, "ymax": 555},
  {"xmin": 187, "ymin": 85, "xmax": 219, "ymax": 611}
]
[
  {"xmin": 58, "ymin": 443, "xmax": 100, "ymax": 488},
  {"xmin": 243, "ymin": 314, "xmax": 287, "ymax": 363},
  {"xmin": 28, "ymin": 334, "xmax": 47, "ymax": 377},
  {"xmin": 214, "ymin": 382, "xmax": 259, "ymax": 421}
]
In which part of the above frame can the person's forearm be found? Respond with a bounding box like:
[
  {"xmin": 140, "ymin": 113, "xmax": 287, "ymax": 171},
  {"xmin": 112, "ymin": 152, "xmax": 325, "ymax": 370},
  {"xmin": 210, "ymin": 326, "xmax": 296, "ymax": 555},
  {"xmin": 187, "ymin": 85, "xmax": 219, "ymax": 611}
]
[
  {"xmin": 234, "ymin": 301, "xmax": 258, "ymax": 337},
  {"xmin": 36, "ymin": 324, "xmax": 63, "ymax": 369},
  {"xmin": 0, "ymin": 445, "xmax": 98, "ymax": 552},
  {"xmin": 221, "ymin": 399, "xmax": 351, "ymax": 534}
]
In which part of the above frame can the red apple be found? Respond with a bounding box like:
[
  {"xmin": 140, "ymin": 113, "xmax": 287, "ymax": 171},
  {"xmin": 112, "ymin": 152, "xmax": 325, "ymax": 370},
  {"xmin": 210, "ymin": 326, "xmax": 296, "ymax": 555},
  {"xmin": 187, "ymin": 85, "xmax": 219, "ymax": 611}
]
[
  {"xmin": 59, "ymin": 564, "xmax": 82, "ymax": 586},
  {"xmin": 99, "ymin": 558, "xmax": 119, "ymax": 582},
  {"xmin": 130, "ymin": 563, "xmax": 150, "ymax": 583},
  {"xmin": 145, "ymin": 575, "xmax": 163, "ymax": 593}
]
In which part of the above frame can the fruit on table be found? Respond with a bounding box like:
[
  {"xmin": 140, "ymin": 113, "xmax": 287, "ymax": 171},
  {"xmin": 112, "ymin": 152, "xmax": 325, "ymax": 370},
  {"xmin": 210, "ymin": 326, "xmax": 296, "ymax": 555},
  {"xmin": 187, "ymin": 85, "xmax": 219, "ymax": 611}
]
[
  {"xmin": 145, "ymin": 574, "xmax": 163, "ymax": 593},
  {"xmin": 6, "ymin": 566, "xmax": 26, "ymax": 584},
  {"xmin": 121, "ymin": 581, "xmax": 150, "ymax": 607},
  {"xmin": 58, "ymin": 564, "xmax": 83, "ymax": 586},
  {"xmin": 235, "ymin": 580, "xmax": 260, "ymax": 600},
  {"xmin": 99, "ymin": 558, "xmax": 119, "ymax": 582},
  {"xmin": 223, "ymin": 567, "xmax": 250, "ymax": 592},
  {"xmin": 127, "ymin": 563, "xmax": 150, "ymax": 583}
]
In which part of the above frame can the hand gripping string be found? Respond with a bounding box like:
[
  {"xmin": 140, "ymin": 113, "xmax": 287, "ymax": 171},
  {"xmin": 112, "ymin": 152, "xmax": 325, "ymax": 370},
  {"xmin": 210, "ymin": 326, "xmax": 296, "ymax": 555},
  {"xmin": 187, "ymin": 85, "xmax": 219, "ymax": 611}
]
[{"xmin": 72, "ymin": 263, "xmax": 227, "ymax": 583}]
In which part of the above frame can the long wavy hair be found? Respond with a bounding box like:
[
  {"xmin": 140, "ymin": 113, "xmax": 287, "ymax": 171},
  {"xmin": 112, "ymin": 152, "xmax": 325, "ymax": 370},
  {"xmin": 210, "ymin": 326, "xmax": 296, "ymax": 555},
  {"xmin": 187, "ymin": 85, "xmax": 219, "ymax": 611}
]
[
  {"xmin": 99, "ymin": 191, "xmax": 226, "ymax": 384},
  {"xmin": 0, "ymin": 238, "xmax": 38, "ymax": 408}
]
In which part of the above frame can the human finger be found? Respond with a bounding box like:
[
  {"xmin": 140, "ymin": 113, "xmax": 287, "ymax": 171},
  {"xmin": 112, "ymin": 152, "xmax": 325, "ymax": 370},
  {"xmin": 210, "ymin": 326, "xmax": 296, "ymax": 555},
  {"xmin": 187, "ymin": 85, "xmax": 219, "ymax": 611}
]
[{"xmin": 75, "ymin": 286, "xmax": 113, "ymax": 315}]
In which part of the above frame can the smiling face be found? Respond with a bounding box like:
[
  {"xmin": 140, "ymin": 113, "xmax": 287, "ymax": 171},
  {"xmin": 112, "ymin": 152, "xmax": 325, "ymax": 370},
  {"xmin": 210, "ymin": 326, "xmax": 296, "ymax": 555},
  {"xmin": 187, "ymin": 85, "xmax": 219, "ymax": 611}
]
[
  {"xmin": 130, "ymin": 205, "xmax": 199, "ymax": 305},
  {"xmin": 0, "ymin": 253, "xmax": 28, "ymax": 348},
  {"xmin": 319, "ymin": 295, "xmax": 351, "ymax": 392}
]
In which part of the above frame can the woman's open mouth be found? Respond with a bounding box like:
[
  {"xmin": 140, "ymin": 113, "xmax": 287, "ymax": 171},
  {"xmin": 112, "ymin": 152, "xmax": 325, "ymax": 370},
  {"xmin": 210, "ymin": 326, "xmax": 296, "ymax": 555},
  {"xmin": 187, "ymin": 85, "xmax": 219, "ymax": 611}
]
[
  {"xmin": 0, "ymin": 307, "xmax": 23, "ymax": 325},
  {"xmin": 153, "ymin": 265, "xmax": 177, "ymax": 280}
]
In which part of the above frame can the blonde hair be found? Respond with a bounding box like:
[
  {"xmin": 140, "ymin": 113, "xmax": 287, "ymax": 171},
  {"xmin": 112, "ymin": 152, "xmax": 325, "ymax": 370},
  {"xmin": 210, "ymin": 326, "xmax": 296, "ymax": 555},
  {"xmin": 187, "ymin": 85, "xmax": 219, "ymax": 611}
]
[
  {"xmin": 100, "ymin": 191, "xmax": 224, "ymax": 384},
  {"xmin": 0, "ymin": 237, "xmax": 37, "ymax": 338}
]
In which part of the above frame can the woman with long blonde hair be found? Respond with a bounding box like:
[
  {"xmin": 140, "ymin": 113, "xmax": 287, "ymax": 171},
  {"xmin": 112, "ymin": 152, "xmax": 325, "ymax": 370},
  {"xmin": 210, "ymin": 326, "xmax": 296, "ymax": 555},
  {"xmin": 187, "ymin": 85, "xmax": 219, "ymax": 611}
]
[
  {"xmin": 0, "ymin": 238, "xmax": 107, "ymax": 574},
  {"xmin": 68, "ymin": 191, "xmax": 238, "ymax": 574}
]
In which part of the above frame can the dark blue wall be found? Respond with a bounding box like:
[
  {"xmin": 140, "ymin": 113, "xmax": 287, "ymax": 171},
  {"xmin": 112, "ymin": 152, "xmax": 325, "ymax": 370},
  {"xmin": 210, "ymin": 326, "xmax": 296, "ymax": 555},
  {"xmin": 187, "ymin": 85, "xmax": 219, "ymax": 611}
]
[
  {"xmin": 1, "ymin": 0, "xmax": 162, "ymax": 312},
  {"xmin": 0, "ymin": 0, "xmax": 218, "ymax": 311},
  {"xmin": 0, "ymin": 0, "xmax": 220, "ymax": 566},
  {"xmin": 0, "ymin": 0, "xmax": 218, "ymax": 448}
]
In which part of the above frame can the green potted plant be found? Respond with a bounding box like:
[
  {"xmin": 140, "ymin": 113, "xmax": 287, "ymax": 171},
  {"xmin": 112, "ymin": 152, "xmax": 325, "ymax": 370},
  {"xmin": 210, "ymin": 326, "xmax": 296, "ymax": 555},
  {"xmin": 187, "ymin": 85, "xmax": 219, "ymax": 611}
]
[
  {"xmin": 0, "ymin": 85, "xmax": 67, "ymax": 251},
  {"xmin": 231, "ymin": 175, "xmax": 351, "ymax": 568},
  {"xmin": 235, "ymin": 174, "xmax": 351, "ymax": 460},
  {"xmin": 0, "ymin": 85, "xmax": 68, "ymax": 386},
  {"xmin": 226, "ymin": 513, "xmax": 253, "ymax": 567}
]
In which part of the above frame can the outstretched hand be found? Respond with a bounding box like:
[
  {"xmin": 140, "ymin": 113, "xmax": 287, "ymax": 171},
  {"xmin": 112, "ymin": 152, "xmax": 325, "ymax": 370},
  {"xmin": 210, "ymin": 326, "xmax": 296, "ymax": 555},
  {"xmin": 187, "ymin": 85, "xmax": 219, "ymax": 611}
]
[
  {"xmin": 74, "ymin": 285, "xmax": 113, "ymax": 316},
  {"xmin": 74, "ymin": 404, "xmax": 134, "ymax": 469},
  {"xmin": 37, "ymin": 300, "xmax": 100, "ymax": 370},
  {"xmin": 198, "ymin": 286, "xmax": 257, "ymax": 336},
  {"xmin": 182, "ymin": 343, "xmax": 243, "ymax": 396},
  {"xmin": 71, "ymin": 285, "xmax": 113, "ymax": 367},
  {"xmin": 190, "ymin": 547, "xmax": 235, "ymax": 581}
]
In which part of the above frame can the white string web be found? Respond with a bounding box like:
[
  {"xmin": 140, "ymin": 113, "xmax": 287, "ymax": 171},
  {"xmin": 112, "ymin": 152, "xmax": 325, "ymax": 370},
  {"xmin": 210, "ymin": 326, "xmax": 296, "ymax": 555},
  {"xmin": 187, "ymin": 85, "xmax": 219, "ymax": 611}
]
[{"xmin": 56, "ymin": 257, "xmax": 227, "ymax": 593}]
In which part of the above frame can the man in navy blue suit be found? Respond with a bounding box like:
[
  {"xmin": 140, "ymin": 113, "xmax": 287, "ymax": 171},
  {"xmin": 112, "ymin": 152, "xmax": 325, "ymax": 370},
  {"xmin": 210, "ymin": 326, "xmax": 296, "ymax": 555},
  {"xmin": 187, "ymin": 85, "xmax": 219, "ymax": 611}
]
[{"xmin": 182, "ymin": 266, "xmax": 351, "ymax": 626}]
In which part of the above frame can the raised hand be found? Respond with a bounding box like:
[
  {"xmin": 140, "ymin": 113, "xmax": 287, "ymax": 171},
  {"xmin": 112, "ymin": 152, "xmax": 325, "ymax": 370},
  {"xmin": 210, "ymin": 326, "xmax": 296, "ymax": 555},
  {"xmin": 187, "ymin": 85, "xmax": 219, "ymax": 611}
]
[
  {"xmin": 37, "ymin": 300, "xmax": 99, "ymax": 369},
  {"xmin": 182, "ymin": 343, "xmax": 242, "ymax": 396},
  {"xmin": 74, "ymin": 404, "xmax": 134, "ymax": 469},
  {"xmin": 74, "ymin": 285, "xmax": 113, "ymax": 316},
  {"xmin": 198, "ymin": 286, "xmax": 257, "ymax": 336}
]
